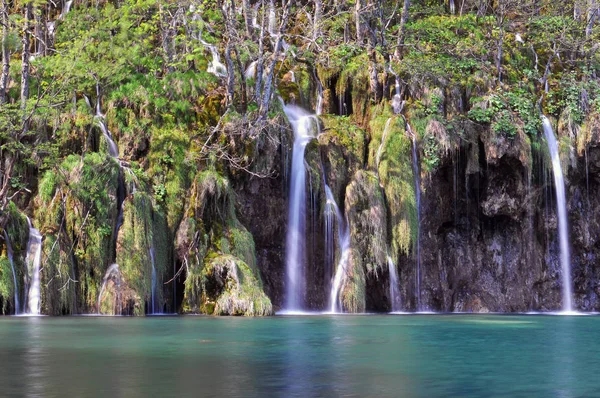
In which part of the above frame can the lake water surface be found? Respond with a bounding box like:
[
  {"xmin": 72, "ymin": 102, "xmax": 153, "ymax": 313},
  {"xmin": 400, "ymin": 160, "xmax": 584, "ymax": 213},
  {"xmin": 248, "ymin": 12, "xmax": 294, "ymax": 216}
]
[{"xmin": 0, "ymin": 314, "xmax": 598, "ymax": 397}]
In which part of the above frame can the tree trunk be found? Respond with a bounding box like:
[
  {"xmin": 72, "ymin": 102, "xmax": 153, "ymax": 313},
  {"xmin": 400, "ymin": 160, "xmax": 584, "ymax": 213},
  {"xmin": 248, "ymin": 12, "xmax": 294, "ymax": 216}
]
[
  {"xmin": 0, "ymin": 0, "xmax": 9, "ymax": 104},
  {"xmin": 260, "ymin": 0, "xmax": 291, "ymax": 118},
  {"xmin": 160, "ymin": 4, "xmax": 175, "ymax": 73},
  {"xmin": 255, "ymin": 2, "xmax": 266, "ymax": 103},
  {"xmin": 225, "ymin": 42, "xmax": 235, "ymax": 108},
  {"xmin": 313, "ymin": 0, "xmax": 322, "ymax": 42},
  {"xmin": 21, "ymin": 3, "xmax": 33, "ymax": 106},
  {"xmin": 586, "ymin": 0, "xmax": 597, "ymax": 37},
  {"xmin": 242, "ymin": 0, "xmax": 253, "ymax": 38},
  {"xmin": 21, "ymin": 2, "xmax": 33, "ymax": 129},
  {"xmin": 355, "ymin": 0, "xmax": 363, "ymax": 43},
  {"xmin": 394, "ymin": 0, "xmax": 410, "ymax": 60}
]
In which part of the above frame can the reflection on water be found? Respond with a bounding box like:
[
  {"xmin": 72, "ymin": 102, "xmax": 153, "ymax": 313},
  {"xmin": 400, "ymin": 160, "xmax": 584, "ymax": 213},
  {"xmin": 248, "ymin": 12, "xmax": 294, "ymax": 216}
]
[
  {"xmin": 24, "ymin": 318, "xmax": 45, "ymax": 398},
  {"xmin": 0, "ymin": 315, "xmax": 599, "ymax": 397}
]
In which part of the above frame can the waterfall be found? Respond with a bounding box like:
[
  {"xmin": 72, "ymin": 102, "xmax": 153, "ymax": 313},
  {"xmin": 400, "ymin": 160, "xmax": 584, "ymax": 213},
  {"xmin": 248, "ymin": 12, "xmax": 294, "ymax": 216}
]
[
  {"xmin": 282, "ymin": 104, "xmax": 319, "ymax": 311},
  {"xmin": 406, "ymin": 122, "xmax": 422, "ymax": 310},
  {"xmin": 93, "ymin": 91, "xmax": 119, "ymax": 158},
  {"xmin": 542, "ymin": 116, "xmax": 573, "ymax": 312},
  {"xmin": 449, "ymin": 0, "xmax": 456, "ymax": 15},
  {"xmin": 149, "ymin": 246, "xmax": 157, "ymax": 314},
  {"xmin": 387, "ymin": 256, "xmax": 401, "ymax": 312},
  {"xmin": 97, "ymin": 264, "xmax": 121, "ymax": 314},
  {"xmin": 3, "ymin": 231, "xmax": 20, "ymax": 314},
  {"xmin": 326, "ymin": 185, "xmax": 351, "ymax": 313},
  {"xmin": 324, "ymin": 186, "xmax": 335, "ymax": 285},
  {"xmin": 25, "ymin": 218, "xmax": 42, "ymax": 315},
  {"xmin": 199, "ymin": 39, "xmax": 227, "ymax": 78},
  {"xmin": 244, "ymin": 61, "xmax": 257, "ymax": 80},
  {"xmin": 315, "ymin": 75, "xmax": 324, "ymax": 115},
  {"xmin": 376, "ymin": 118, "xmax": 393, "ymax": 168}
]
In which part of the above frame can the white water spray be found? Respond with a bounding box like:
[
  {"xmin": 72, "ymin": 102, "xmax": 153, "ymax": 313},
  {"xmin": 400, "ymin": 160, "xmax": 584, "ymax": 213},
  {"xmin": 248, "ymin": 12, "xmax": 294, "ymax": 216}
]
[
  {"xmin": 406, "ymin": 122, "xmax": 422, "ymax": 310},
  {"xmin": 283, "ymin": 104, "xmax": 319, "ymax": 311},
  {"xmin": 542, "ymin": 116, "xmax": 573, "ymax": 312},
  {"xmin": 25, "ymin": 218, "xmax": 42, "ymax": 315},
  {"xmin": 376, "ymin": 118, "xmax": 393, "ymax": 168},
  {"xmin": 387, "ymin": 256, "xmax": 401, "ymax": 311},
  {"xmin": 326, "ymin": 185, "xmax": 351, "ymax": 313},
  {"xmin": 150, "ymin": 246, "xmax": 157, "ymax": 314}
]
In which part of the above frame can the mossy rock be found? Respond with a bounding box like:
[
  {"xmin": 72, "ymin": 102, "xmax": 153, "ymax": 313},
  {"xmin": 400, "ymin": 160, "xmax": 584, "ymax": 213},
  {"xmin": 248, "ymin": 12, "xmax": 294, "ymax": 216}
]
[
  {"xmin": 339, "ymin": 170, "xmax": 388, "ymax": 313},
  {"xmin": 34, "ymin": 153, "xmax": 120, "ymax": 313},
  {"xmin": 180, "ymin": 170, "xmax": 268, "ymax": 315},
  {"xmin": 0, "ymin": 202, "xmax": 29, "ymax": 314},
  {"xmin": 201, "ymin": 255, "xmax": 272, "ymax": 316}
]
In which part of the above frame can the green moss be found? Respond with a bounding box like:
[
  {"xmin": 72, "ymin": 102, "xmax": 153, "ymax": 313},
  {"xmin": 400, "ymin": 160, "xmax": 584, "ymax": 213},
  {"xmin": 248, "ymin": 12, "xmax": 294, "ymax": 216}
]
[
  {"xmin": 201, "ymin": 255, "xmax": 272, "ymax": 316},
  {"xmin": 115, "ymin": 192, "xmax": 153, "ymax": 312},
  {"xmin": 321, "ymin": 115, "xmax": 366, "ymax": 166},
  {"xmin": 147, "ymin": 126, "xmax": 195, "ymax": 231},
  {"xmin": 181, "ymin": 170, "xmax": 269, "ymax": 315},
  {"xmin": 35, "ymin": 153, "xmax": 120, "ymax": 313},
  {"xmin": 341, "ymin": 250, "xmax": 366, "ymax": 313}
]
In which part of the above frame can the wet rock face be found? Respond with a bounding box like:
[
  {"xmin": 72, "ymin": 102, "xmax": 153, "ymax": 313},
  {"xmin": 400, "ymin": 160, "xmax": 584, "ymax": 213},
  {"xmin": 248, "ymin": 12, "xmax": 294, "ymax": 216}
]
[
  {"xmin": 568, "ymin": 144, "xmax": 600, "ymax": 311},
  {"xmin": 405, "ymin": 129, "xmax": 600, "ymax": 313}
]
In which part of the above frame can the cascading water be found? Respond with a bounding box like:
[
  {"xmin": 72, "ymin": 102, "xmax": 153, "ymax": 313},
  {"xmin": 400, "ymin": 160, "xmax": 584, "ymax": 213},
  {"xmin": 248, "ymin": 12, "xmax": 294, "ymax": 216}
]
[
  {"xmin": 199, "ymin": 38, "xmax": 227, "ymax": 78},
  {"xmin": 326, "ymin": 185, "xmax": 351, "ymax": 313},
  {"xmin": 149, "ymin": 246, "xmax": 157, "ymax": 314},
  {"xmin": 282, "ymin": 104, "xmax": 319, "ymax": 311},
  {"xmin": 95, "ymin": 87, "xmax": 119, "ymax": 158},
  {"xmin": 3, "ymin": 231, "xmax": 20, "ymax": 314},
  {"xmin": 376, "ymin": 118, "xmax": 393, "ymax": 168},
  {"xmin": 387, "ymin": 256, "xmax": 401, "ymax": 312},
  {"xmin": 406, "ymin": 122, "xmax": 422, "ymax": 310},
  {"xmin": 315, "ymin": 74, "xmax": 324, "ymax": 116},
  {"xmin": 542, "ymin": 116, "xmax": 573, "ymax": 312},
  {"xmin": 97, "ymin": 264, "xmax": 121, "ymax": 314},
  {"xmin": 324, "ymin": 186, "xmax": 335, "ymax": 284},
  {"xmin": 25, "ymin": 218, "xmax": 42, "ymax": 315}
]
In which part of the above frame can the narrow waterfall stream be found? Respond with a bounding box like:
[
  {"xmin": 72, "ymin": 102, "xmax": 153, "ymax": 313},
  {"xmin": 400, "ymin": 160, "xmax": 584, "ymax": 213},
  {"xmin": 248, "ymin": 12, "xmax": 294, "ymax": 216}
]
[
  {"xmin": 326, "ymin": 185, "xmax": 351, "ymax": 313},
  {"xmin": 150, "ymin": 246, "xmax": 157, "ymax": 314},
  {"xmin": 25, "ymin": 218, "xmax": 42, "ymax": 315},
  {"xmin": 387, "ymin": 256, "xmax": 401, "ymax": 311},
  {"xmin": 406, "ymin": 121, "xmax": 422, "ymax": 310},
  {"xmin": 315, "ymin": 78, "xmax": 324, "ymax": 116},
  {"xmin": 542, "ymin": 116, "xmax": 573, "ymax": 312},
  {"xmin": 282, "ymin": 104, "xmax": 319, "ymax": 311},
  {"xmin": 3, "ymin": 231, "xmax": 20, "ymax": 314},
  {"xmin": 95, "ymin": 91, "xmax": 119, "ymax": 158},
  {"xmin": 199, "ymin": 38, "xmax": 227, "ymax": 77}
]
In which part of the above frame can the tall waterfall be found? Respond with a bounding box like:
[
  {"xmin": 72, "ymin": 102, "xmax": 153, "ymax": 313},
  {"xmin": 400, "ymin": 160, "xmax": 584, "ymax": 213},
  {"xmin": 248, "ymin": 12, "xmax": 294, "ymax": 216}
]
[
  {"xmin": 3, "ymin": 231, "xmax": 20, "ymax": 314},
  {"xmin": 324, "ymin": 184, "xmax": 335, "ymax": 285},
  {"xmin": 326, "ymin": 185, "xmax": 351, "ymax": 313},
  {"xmin": 406, "ymin": 122, "xmax": 422, "ymax": 310},
  {"xmin": 542, "ymin": 116, "xmax": 573, "ymax": 312},
  {"xmin": 283, "ymin": 104, "xmax": 318, "ymax": 311},
  {"xmin": 387, "ymin": 256, "xmax": 401, "ymax": 311},
  {"xmin": 149, "ymin": 246, "xmax": 157, "ymax": 314},
  {"xmin": 25, "ymin": 218, "xmax": 42, "ymax": 315}
]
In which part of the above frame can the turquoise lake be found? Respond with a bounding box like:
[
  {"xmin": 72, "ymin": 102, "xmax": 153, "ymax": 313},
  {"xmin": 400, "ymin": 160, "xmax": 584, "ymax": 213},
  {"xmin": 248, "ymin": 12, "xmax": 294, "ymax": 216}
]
[{"xmin": 0, "ymin": 314, "xmax": 598, "ymax": 397}]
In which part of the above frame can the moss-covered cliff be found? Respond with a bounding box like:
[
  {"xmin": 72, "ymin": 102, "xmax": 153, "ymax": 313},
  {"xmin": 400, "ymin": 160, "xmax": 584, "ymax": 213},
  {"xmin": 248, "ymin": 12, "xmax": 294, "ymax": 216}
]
[{"xmin": 2, "ymin": 0, "xmax": 600, "ymax": 315}]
